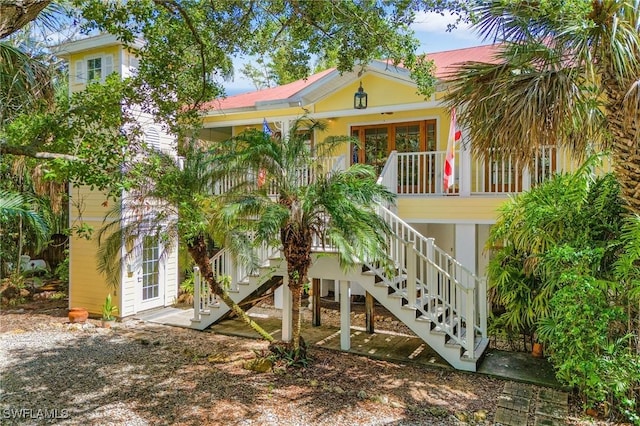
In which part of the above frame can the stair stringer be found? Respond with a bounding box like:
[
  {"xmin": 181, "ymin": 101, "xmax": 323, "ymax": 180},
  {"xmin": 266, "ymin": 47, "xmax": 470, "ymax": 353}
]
[
  {"xmin": 304, "ymin": 253, "xmax": 487, "ymax": 371},
  {"xmin": 354, "ymin": 276, "xmax": 487, "ymax": 372}
]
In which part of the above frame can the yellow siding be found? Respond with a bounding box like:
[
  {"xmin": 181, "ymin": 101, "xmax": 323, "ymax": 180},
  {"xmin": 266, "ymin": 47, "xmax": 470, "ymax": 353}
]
[
  {"xmin": 315, "ymin": 74, "xmax": 423, "ymax": 113},
  {"xmin": 69, "ymin": 45, "xmax": 121, "ymax": 93},
  {"xmin": 69, "ymin": 185, "xmax": 115, "ymax": 220},
  {"xmin": 69, "ymin": 219, "xmax": 120, "ymax": 315},
  {"xmin": 68, "ymin": 184, "xmax": 121, "ymax": 315},
  {"xmin": 397, "ymin": 196, "xmax": 509, "ymax": 223}
]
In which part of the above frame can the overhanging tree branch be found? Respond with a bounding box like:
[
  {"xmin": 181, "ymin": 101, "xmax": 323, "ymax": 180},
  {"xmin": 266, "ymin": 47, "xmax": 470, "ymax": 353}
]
[{"xmin": 0, "ymin": 141, "xmax": 80, "ymax": 161}]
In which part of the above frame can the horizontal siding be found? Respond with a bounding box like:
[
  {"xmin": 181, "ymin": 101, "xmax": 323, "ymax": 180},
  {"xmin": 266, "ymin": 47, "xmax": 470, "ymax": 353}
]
[
  {"xmin": 69, "ymin": 220, "xmax": 121, "ymax": 316},
  {"xmin": 69, "ymin": 184, "xmax": 118, "ymax": 220},
  {"xmin": 397, "ymin": 196, "xmax": 508, "ymax": 224},
  {"xmin": 315, "ymin": 74, "xmax": 421, "ymax": 113},
  {"xmin": 121, "ymin": 268, "xmax": 137, "ymax": 317}
]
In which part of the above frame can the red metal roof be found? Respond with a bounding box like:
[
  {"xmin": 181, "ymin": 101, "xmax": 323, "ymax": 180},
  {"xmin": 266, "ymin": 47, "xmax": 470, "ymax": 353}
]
[
  {"xmin": 428, "ymin": 44, "xmax": 500, "ymax": 78},
  {"xmin": 206, "ymin": 44, "xmax": 499, "ymax": 112},
  {"xmin": 202, "ymin": 68, "xmax": 334, "ymax": 112}
]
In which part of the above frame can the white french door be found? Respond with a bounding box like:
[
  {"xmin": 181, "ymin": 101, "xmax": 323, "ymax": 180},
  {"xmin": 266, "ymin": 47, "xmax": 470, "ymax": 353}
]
[{"xmin": 138, "ymin": 235, "xmax": 165, "ymax": 311}]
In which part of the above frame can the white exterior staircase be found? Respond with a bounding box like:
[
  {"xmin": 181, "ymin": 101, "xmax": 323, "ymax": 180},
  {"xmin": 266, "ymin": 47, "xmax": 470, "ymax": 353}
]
[
  {"xmin": 190, "ymin": 204, "xmax": 488, "ymax": 371},
  {"xmin": 190, "ymin": 154, "xmax": 488, "ymax": 370}
]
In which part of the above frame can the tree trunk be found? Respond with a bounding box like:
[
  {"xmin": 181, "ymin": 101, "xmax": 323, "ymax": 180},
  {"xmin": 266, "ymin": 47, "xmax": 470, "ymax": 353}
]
[
  {"xmin": 604, "ymin": 71, "xmax": 640, "ymax": 215},
  {"xmin": 187, "ymin": 234, "xmax": 273, "ymax": 342},
  {"xmin": 0, "ymin": 0, "xmax": 51, "ymax": 39},
  {"xmin": 281, "ymin": 220, "xmax": 313, "ymax": 352},
  {"xmin": 290, "ymin": 281, "xmax": 303, "ymax": 350}
]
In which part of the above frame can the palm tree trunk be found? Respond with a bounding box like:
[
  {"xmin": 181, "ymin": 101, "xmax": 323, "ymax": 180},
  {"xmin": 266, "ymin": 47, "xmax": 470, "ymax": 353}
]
[
  {"xmin": 290, "ymin": 281, "xmax": 303, "ymax": 351},
  {"xmin": 604, "ymin": 73, "xmax": 640, "ymax": 215},
  {"xmin": 187, "ymin": 234, "xmax": 274, "ymax": 342},
  {"xmin": 281, "ymin": 226, "xmax": 313, "ymax": 352}
]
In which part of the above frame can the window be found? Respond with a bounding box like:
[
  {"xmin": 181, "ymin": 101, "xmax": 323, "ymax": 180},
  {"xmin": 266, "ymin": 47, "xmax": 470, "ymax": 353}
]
[
  {"xmin": 74, "ymin": 55, "xmax": 114, "ymax": 84},
  {"xmin": 87, "ymin": 58, "xmax": 102, "ymax": 82}
]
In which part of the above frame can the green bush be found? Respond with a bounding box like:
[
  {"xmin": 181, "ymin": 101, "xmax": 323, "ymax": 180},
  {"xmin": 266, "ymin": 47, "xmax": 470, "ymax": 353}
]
[{"xmin": 487, "ymin": 164, "xmax": 640, "ymax": 422}]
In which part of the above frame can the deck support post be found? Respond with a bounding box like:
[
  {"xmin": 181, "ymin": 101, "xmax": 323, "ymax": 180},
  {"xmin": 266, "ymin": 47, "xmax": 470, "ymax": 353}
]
[
  {"xmin": 282, "ymin": 275, "xmax": 292, "ymax": 342},
  {"xmin": 365, "ymin": 292, "xmax": 375, "ymax": 334},
  {"xmin": 312, "ymin": 278, "xmax": 321, "ymax": 326},
  {"xmin": 340, "ymin": 280, "xmax": 351, "ymax": 350},
  {"xmin": 192, "ymin": 266, "xmax": 201, "ymax": 322}
]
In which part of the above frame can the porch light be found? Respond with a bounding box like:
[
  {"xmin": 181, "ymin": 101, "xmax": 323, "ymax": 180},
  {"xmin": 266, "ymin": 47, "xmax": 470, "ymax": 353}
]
[{"xmin": 353, "ymin": 82, "xmax": 368, "ymax": 109}]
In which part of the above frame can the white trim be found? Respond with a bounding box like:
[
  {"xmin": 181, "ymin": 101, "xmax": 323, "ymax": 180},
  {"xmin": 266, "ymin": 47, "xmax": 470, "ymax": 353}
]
[
  {"xmin": 202, "ymin": 100, "xmax": 442, "ymax": 128},
  {"xmin": 348, "ymin": 114, "xmax": 441, "ymax": 129},
  {"xmin": 56, "ymin": 33, "xmax": 143, "ymax": 56},
  {"xmin": 398, "ymin": 217, "xmax": 497, "ymax": 225}
]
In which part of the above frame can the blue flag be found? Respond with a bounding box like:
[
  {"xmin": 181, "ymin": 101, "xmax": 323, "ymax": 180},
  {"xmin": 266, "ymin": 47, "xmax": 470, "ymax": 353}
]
[{"xmin": 262, "ymin": 118, "xmax": 272, "ymax": 136}]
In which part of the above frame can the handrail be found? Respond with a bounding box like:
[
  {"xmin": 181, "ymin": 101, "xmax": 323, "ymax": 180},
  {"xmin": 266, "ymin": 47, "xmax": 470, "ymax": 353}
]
[
  {"xmin": 192, "ymin": 241, "xmax": 280, "ymax": 320},
  {"xmin": 367, "ymin": 203, "xmax": 486, "ymax": 353}
]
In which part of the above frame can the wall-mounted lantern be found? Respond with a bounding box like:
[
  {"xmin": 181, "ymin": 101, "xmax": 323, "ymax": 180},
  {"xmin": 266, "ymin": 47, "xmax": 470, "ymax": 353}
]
[{"xmin": 353, "ymin": 82, "xmax": 368, "ymax": 109}]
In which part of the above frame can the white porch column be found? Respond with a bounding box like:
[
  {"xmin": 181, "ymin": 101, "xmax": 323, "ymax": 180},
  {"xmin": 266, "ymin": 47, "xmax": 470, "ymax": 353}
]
[
  {"xmin": 459, "ymin": 133, "xmax": 472, "ymax": 196},
  {"xmin": 274, "ymin": 285, "xmax": 283, "ymax": 309},
  {"xmin": 339, "ymin": 280, "xmax": 351, "ymax": 351},
  {"xmin": 454, "ymin": 224, "xmax": 476, "ymax": 273},
  {"xmin": 281, "ymin": 276, "xmax": 292, "ymax": 342}
]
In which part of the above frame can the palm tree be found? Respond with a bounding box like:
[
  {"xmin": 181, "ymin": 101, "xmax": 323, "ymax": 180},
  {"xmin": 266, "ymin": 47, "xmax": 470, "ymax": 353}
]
[
  {"xmin": 96, "ymin": 144, "xmax": 274, "ymax": 341},
  {"xmin": 0, "ymin": 189, "xmax": 50, "ymax": 277},
  {"xmin": 216, "ymin": 119, "xmax": 395, "ymax": 354},
  {"xmin": 445, "ymin": 0, "xmax": 640, "ymax": 213}
]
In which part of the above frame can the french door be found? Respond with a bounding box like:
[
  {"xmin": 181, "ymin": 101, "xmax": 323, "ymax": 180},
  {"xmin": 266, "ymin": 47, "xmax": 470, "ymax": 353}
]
[
  {"xmin": 351, "ymin": 120, "xmax": 437, "ymax": 192},
  {"xmin": 138, "ymin": 235, "xmax": 164, "ymax": 311}
]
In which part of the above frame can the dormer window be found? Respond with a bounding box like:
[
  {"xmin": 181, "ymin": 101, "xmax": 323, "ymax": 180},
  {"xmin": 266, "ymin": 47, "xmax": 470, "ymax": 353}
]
[{"xmin": 74, "ymin": 54, "xmax": 114, "ymax": 84}]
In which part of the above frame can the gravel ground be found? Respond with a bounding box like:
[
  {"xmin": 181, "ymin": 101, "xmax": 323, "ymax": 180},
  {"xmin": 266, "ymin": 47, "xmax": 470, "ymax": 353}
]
[{"xmin": 0, "ymin": 300, "xmax": 621, "ymax": 426}]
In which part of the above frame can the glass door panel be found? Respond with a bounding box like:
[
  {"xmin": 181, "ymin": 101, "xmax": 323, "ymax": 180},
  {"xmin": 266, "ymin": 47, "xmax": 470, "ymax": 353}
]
[
  {"xmin": 364, "ymin": 127, "xmax": 389, "ymax": 175},
  {"xmin": 142, "ymin": 236, "xmax": 159, "ymax": 301},
  {"xmin": 396, "ymin": 124, "xmax": 421, "ymax": 192}
]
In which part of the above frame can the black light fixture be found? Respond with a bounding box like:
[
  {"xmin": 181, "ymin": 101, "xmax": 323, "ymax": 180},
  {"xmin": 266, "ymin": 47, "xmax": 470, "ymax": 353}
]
[{"xmin": 353, "ymin": 81, "xmax": 368, "ymax": 109}]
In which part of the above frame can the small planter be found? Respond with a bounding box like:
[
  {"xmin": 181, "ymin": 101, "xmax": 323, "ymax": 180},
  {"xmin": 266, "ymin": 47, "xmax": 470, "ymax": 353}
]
[
  {"xmin": 532, "ymin": 342, "xmax": 544, "ymax": 358},
  {"xmin": 68, "ymin": 307, "xmax": 89, "ymax": 323},
  {"xmin": 101, "ymin": 319, "xmax": 116, "ymax": 328}
]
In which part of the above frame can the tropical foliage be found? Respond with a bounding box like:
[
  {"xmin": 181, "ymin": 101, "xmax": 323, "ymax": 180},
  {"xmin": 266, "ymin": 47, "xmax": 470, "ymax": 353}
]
[
  {"xmin": 487, "ymin": 161, "xmax": 640, "ymax": 421},
  {"xmin": 446, "ymin": 0, "xmax": 640, "ymax": 214},
  {"xmin": 95, "ymin": 143, "xmax": 274, "ymax": 341},
  {"xmin": 215, "ymin": 119, "xmax": 395, "ymax": 355}
]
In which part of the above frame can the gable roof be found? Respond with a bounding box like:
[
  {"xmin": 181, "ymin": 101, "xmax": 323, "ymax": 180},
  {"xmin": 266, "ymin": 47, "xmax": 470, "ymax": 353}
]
[{"xmin": 205, "ymin": 44, "xmax": 499, "ymax": 113}]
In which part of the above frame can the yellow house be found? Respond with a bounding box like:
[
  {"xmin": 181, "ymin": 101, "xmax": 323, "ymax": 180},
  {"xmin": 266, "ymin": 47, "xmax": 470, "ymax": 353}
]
[
  {"xmin": 58, "ymin": 34, "xmax": 180, "ymax": 318},
  {"xmin": 58, "ymin": 34, "xmax": 586, "ymax": 371}
]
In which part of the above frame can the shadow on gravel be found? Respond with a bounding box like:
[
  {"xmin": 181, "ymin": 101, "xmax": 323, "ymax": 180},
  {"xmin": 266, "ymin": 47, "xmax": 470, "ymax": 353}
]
[{"xmin": 1, "ymin": 329, "xmax": 501, "ymax": 425}]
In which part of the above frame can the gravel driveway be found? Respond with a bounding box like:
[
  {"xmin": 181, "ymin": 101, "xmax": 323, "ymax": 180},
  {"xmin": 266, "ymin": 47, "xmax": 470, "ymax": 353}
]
[{"xmin": 0, "ymin": 302, "xmax": 601, "ymax": 426}]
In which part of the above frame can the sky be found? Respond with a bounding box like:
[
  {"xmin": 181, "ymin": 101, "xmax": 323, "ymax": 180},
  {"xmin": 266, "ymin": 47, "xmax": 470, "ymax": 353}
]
[{"xmin": 224, "ymin": 11, "xmax": 488, "ymax": 95}]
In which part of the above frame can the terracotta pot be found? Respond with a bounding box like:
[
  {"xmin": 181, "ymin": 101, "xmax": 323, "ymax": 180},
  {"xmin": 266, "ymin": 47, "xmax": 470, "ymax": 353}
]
[
  {"xmin": 101, "ymin": 319, "xmax": 115, "ymax": 328},
  {"xmin": 68, "ymin": 307, "xmax": 89, "ymax": 323},
  {"xmin": 532, "ymin": 342, "xmax": 544, "ymax": 358}
]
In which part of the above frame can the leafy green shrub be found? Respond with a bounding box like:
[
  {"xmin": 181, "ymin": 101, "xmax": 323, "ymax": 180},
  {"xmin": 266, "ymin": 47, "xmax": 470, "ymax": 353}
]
[
  {"xmin": 488, "ymin": 163, "xmax": 640, "ymax": 422},
  {"xmin": 539, "ymin": 275, "xmax": 639, "ymax": 418}
]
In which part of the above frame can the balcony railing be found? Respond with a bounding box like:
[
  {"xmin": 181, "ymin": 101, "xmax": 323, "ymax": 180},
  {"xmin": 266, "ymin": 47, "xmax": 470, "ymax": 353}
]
[{"xmin": 379, "ymin": 147, "xmax": 613, "ymax": 196}]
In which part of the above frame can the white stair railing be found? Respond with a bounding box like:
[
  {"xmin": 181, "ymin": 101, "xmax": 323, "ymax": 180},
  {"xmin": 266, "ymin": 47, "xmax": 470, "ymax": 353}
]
[
  {"xmin": 192, "ymin": 241, "xmax": 279, "ymax": 322},
  {"xmin": 370, "ymin": 204, "xmax": 487, "ymax": 355}
]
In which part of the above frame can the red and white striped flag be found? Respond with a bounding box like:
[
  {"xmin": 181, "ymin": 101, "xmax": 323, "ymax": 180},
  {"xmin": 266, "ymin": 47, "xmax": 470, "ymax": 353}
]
[{"xmin": 443, "ymin": 108, "xmax": 461, "ymax": 192}]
